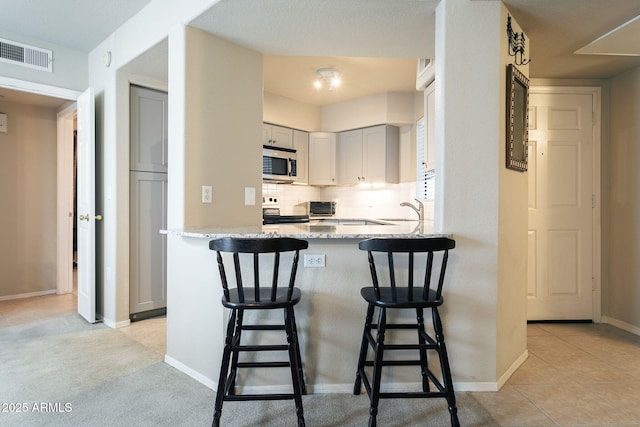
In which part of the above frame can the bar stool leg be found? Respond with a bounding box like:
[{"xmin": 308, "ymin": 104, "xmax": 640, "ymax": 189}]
[
  {"xmin": 212, "ymin": 309, "xmax": 237, "ymax": 427},
  {"xmin": 285, "ymin": 306, "xmax": 306, "ymax": 427},
  {"xmin": 368, "ymin": 308, "xmax": 387, "ymax": 427},
  {"xmin": 289, "ymin": 308, "xmax": 307, "ymax": 395},
  {"xmin": 432, "ymin": 308, "xmax": 460, "ymax": 427},
  {"xmin": 354, "ymin": 303, "xmax": 375, "ymax": 395},
  {"xmin": 227, "ymin": 309, "xmax": 244, "ymax": 395},
  {"xmin": 416, "ymin": 308, "xmax": 430, "ymax": 392}
]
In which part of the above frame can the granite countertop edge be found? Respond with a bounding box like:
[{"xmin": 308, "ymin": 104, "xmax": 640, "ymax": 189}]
[{"xmin": 161, "ymin": 220, "xmax": 450, "ymax": 240}]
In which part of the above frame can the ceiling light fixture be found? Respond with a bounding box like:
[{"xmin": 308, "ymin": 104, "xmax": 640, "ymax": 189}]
[{"xmin": 314, "ymin": 68, "xmax": 341, "ymax": 90}]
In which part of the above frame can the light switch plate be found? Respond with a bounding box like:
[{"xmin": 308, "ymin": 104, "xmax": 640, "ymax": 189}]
[
  {"xmin": 0, "ymin": 113, "xmax": 7, "ymax": 133},
  {"xmin": 245, "ymin": 187, "xmax": 256, "ymax": 205}
]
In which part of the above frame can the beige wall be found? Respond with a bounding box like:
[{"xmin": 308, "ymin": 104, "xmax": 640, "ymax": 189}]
[
  {"xmin": 263, "ymin": 92, "xmax": 321, "ymax": 131},
  {"xmin": 179, "ymin": 27, "xmax": 263, "ymax": 228},
  {"xmin": 0, "ymin": 101, "xmax": 58, "ymax": 298},
  {"xmin": 606, "ymin": 66, "xmax": 640, "ymax": 330},
  {"xmin": 166, "ymin": 26, "xmax": 264, "ymax": 373}
]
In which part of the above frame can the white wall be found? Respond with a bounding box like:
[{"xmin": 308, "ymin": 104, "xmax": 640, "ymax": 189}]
[
  {"xmin": 435, "ymin": 0, "xmax": 528, "ymax": 385},
  {"xmin": 0, "ymin": 30, "xmax": 87, "ymax": 91},
  {"xmin": 321, "ymin": 92, "xmax": 418, "ymax": 132},
  {"xmin": 0, "ymin": 101, "xmax": 58, "ymax": 298},
  {"xmin": 87, "ymin": 0, "xmax": 226, "ymax": 325}
]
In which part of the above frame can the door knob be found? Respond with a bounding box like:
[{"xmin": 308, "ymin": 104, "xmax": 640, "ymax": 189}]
[{"xmin": 79, "ymin": 214, "xmax": 102, "ymax": 221}]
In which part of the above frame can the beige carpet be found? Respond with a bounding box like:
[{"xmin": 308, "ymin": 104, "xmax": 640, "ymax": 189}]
[{"xmin": 0, "ymin": 314, "xmax": 497, "ymax": 426}]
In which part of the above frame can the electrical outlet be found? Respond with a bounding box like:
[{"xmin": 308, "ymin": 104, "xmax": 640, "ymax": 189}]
[
  {"xmin": 201, "ymin": 185, "xmax": 212, "ymax": 203},
  {"xmin": 304, "ymin": 254, "xmax": 325, "ymax": 267}
]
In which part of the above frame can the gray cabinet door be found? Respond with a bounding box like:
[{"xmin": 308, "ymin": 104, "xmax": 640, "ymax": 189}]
[
  {"xmin": 130, "ymin": 85, "xmax": 168, "ymax": 173},
  {"xmin": 129, "ymin": 84, "xmax": 168, "ymax": 317},
  {"xmin": 130, "ymin": 171, "xmax": 167, "ymax": 314}
]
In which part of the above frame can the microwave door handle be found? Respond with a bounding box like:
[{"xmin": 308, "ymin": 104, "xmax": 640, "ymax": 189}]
[{"xmin": 288, "ymin": 158, "xmax": 293, "ymax": 176}]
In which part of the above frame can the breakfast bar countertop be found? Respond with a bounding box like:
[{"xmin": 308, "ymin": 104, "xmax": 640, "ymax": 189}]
[{"xmin": 162, "ymin": 219, "xmax": 448, "ymax": 239}]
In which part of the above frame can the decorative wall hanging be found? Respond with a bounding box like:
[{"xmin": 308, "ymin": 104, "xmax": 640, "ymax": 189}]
[
  {"xmin": 506, "ymin": 64, "xmax": 529, "ymax": 172},
  {"xmin": 507, "ymin": 14, "xmax": 531, "ymax": 66}
]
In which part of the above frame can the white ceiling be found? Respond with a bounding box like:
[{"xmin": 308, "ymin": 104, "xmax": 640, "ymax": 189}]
[
  {"xmin": 0, "ymin": 0, "xmax": 153, "ymax": 52},
  {"xmin": 1, "ymin": 0, "xmax": 640, "ymax": 108}
]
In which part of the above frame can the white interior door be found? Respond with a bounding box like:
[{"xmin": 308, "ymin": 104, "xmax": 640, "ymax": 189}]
[
  {"xmin": 527, "ymin": 90, "xmax": 595, "ymax": 320},
  {"xmin": 76, "ymin": 88, "xmax": 96, "ymax": 323}
]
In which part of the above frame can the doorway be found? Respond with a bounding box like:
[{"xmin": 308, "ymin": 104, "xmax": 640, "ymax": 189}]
[
  {"xmin": 0, "ymin": 79, "xmax": 80, "ymax": 299},
  {"xmin": 527, "ymin": 87, "xmax": 601, "ymax": 321}
]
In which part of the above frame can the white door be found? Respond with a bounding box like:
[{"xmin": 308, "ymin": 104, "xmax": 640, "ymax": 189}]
[
  {"xmin": 76, "ymin": 88, "xmax": 97, "ymax": 323},
  {"xmin": 527, "ymin": 90, "xmax": 595, "ymax": 320}
]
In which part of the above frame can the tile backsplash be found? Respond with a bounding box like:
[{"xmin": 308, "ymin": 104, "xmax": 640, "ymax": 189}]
[{"xmin": 262, "ymin": 182, "xmax": 434, "ymax": 221}]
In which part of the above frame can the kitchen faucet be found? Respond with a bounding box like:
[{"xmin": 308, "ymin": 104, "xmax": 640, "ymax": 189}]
[{"xmin": 400, "ymin": 198, "xmax": 424, "ymax": 221}]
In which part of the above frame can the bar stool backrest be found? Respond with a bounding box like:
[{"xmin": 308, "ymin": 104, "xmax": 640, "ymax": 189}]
[
  {"xmin": 209, "ymin": 237, "xmax": 309, "ymax": 303},
  {"xmin": 358, "ymin": 237, "xmax": 455, "ymax": 302}
]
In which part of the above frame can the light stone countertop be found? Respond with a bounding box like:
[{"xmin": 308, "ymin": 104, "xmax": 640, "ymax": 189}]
[{"xmin": 162, "ymin": 219, "xmax": 449, "ymax": 239}]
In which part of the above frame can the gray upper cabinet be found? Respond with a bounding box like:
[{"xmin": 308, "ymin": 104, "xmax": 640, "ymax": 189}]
[{"xmin": 130, "ymin": 85, "xmax": 168, "ymax": 173}]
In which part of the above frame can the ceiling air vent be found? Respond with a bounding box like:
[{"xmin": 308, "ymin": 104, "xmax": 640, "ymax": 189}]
[{"xmin": 0, "ymin": 38, "xmax": 52, "ymax": 72}]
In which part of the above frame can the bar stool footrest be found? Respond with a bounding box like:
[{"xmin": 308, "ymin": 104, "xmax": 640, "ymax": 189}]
[
  {"xmin": 364, "ymin": 359, "xmax": 423, "ymax": 367},
  {"xmin": 235, "ymin": 344, "xmax": 289, "ymax": 352},
  {"xmin": 224, "ymin": 393, "xmax": 296, "ymax": 401},
  {"xmin": 236, "ymin": 361, "xmax": 291, "ymax": 368},
  {"xmin": 379, "ymin": 391, "xmax": 449, "ymax": 399}
]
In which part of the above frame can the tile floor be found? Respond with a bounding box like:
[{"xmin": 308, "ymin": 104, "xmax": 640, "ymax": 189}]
[
  {"xmin": 2, "ymin": 291, "xmax": 640, "ymax": 426},
  {"xmin": 471, "ymin": 322, "xmax": 640, "ymax": 426}
]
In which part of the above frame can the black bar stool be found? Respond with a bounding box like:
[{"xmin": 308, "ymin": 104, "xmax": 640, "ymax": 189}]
[
  {"xmin": 209, "ymin": 237, "xmax": 309, "ymax": 427},
  {"xmin": 353, "ymin": 237, "xmax": 459, "ymax": 427}
]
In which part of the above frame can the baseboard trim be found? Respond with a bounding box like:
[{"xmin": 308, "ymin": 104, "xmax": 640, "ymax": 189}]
[
  {"xmin": 164, "ymin": 355, "xmax": 217, "ymax": 390},
  {"xmin": 102, "ymin": 317, "xmax": 131, "ymax": 329},
  {"xmin": 602, "ymin": 316, "xmax": 640, "ymax": 336},
  {"xmin": 163, "ymin": 357, "xmax": 504, "ymax": 394},
  {"xmin": 496, "ymin": 349, "xmax": 528, "ymax": 390},
  {"xmin": 0, "ymin": 289, "xmax": 56, "ymax": 301}
]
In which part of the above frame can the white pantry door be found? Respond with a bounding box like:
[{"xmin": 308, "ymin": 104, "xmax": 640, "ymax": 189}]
[
  {"xmin": 527, "ymin": 91, "xmax": 595, "ymax": 320},
  {"xmin": 76, "ymin": 88, "xmax": 97, "ymax": 323}
]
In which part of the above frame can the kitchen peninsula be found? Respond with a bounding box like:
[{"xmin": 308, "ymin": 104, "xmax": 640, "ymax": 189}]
[{"xmin": 163, "ymin": 219, "xmax": 452, "ymax": 394}]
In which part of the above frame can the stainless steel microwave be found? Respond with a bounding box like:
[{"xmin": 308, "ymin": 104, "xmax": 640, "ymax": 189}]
[{"xmin": 263, "ymin": 146, "xmax": 297, "ymax": 182}]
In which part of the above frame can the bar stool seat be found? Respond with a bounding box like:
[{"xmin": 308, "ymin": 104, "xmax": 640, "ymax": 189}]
[
  {"xmin": 360, "ymin": 287, "xmax": 442, "ymax": 309},
  {"xmin": 222, "ymin": 288, "xmax": 302, "ymax": 309},
  {"xmin": 209, "ymin": 237, "xmax": 308, "ymax": 427},
  {"xmin": 353, "ymin": 237, "xmax": 460, "ymax": 427}
]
